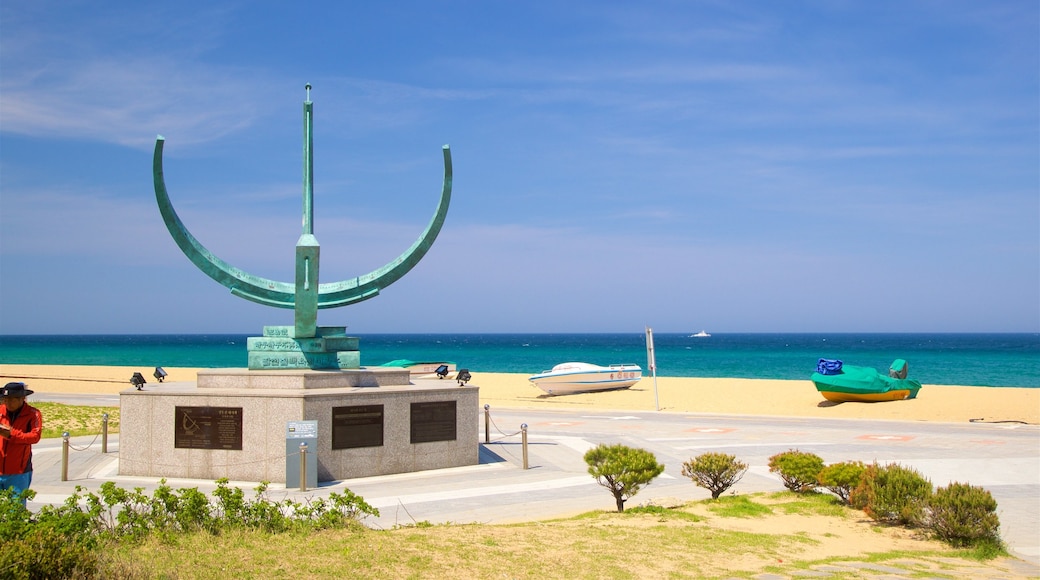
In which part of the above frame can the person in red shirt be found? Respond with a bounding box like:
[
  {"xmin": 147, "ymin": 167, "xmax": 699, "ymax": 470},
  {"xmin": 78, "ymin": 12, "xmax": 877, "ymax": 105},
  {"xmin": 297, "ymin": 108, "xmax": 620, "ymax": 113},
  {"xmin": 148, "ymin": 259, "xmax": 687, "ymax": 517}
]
[{"xmin": 0, "ymin": 382, "xmax": 43, "ymax": 504}]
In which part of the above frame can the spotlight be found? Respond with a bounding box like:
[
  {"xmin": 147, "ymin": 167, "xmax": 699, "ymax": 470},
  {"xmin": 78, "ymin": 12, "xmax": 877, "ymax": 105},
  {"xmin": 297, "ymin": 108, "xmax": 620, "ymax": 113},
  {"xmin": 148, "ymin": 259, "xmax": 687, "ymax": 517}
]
[
  {"xmin": 130, "ymin": 372, "xmax": 147, "ymax": 391},
  {"xmin": 153, "ymin": 367, "xmax": 168, "ymax": 382},
  {"xmin": 456, "ymin": 369, "xmax": 472, "ymax": 386},
  {"xmin": 435, "ymin": 365, "xmax": 449, "ymax": 379}
]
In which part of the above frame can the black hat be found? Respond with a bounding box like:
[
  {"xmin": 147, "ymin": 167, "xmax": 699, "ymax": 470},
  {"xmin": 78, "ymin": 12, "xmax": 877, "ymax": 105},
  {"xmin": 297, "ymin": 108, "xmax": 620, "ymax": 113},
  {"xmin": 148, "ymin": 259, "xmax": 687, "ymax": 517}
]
[{"xmin": 2, "ymin": 382, "xmax": 34, "ymax": 397}]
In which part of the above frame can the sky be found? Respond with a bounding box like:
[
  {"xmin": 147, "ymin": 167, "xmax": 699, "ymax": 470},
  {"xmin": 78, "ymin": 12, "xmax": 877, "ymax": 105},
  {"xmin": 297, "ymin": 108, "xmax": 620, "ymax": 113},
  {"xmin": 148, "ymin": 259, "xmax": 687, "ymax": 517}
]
[{"xmin": 1, "ymin": 1, "xmax": 1037, "ymax": 335}]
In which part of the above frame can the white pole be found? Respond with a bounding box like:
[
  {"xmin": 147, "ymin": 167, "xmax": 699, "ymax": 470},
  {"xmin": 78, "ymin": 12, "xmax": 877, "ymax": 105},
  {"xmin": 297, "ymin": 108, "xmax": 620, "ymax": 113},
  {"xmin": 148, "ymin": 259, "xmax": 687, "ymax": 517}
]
[{"xmin": 646, "ymin": 326, "xmax": 659, "ymax": 411}]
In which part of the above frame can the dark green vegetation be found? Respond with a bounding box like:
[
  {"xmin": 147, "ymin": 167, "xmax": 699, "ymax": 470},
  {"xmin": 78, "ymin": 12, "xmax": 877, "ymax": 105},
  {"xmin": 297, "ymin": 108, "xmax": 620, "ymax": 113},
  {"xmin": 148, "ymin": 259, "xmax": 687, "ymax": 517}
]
[
  {"xmin": 681, "ymin": 452, "xmax": 748, "ymax": 499},
  {"xmin": 0, "ymin": 480, "xmax": 378, "ymax": 579},
  {"xmin": 0, "ymin": 483, "xmax": 1012, "ymax": 579},
  {"xmin": 768, "ymin": 449, "xmax": 825, "ymax": 492},
  {"xmin": 583, "ymin": 443, "xmax": 665, "ymax": 512},
  {"xmin": 757, "ymin": 448, "xmax": 1002, "ymax": 551}
]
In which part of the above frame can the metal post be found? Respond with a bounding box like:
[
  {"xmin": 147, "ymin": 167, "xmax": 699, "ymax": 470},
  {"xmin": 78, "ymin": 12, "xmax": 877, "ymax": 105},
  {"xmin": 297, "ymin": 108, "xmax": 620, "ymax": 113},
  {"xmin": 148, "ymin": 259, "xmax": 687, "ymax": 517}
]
[
  {"xmin": 521, "ymin": 423, "xmax": 529, "ymax": 470},
  {"xmin": 299, "ymin": 442, "xmax": 307, "ymax": 492},
  {"xmin": 61, "ymin": 432, "xmax": 70, "ymax": 482},
  {"xmin": 484, "ymin": 404, "xmax": 490, "ymax": 443},
  {"xmin": 101, "ymin": 413, "xmax": 109, "ymax": 454}
]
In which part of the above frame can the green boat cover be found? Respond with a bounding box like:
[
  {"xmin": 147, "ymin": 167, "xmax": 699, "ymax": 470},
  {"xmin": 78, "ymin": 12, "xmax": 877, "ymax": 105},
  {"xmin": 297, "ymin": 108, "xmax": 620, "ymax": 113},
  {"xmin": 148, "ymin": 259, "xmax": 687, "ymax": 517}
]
[
  {"xmin": 379, "ymin": 359, "xmax": 455, "ymax": 368},
  {"xmin": 811, "ymin": 362, "xmax": 922, "ymax": 398}
]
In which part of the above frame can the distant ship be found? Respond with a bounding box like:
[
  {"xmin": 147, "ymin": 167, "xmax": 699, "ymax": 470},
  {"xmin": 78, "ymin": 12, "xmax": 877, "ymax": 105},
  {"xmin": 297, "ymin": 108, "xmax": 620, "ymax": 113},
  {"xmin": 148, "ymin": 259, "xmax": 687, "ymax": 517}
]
[{"xmin": 690, "ymin": 330, "xmax": 711, "ymax": 338}]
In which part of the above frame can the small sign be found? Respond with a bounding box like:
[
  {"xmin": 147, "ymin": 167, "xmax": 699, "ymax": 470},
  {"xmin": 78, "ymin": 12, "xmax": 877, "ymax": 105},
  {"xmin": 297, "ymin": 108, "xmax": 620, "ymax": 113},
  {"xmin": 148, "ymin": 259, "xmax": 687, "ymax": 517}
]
[
  {"xmin": 332, "ymin": 405, "xmax": 384, "ymax": 449},
  {"xmin": 174, "ymin": 406, "xmax": 243, "ymax": 450},
  {"xmin": 287, "ymin": 420, "xmax": 318, "ymax": 439},
  {"xmin": 410, "ymin": 401, "xmax": 457, "ymax": 443}
]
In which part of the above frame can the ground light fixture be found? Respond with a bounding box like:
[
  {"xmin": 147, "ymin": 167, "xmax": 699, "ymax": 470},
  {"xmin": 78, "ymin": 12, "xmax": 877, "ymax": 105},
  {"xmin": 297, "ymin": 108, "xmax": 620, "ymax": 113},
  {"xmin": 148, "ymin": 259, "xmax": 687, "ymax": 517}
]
[
  {"xmin": 456, "ymin": 369, "xmax": 472, "ymax": 386},
  {"xmin": 154, "ymin": 367, "xmax": 168, "ymax": 382},
  {"xmin": 130, "ymin": 372, "xmax": 147, "ymax": 390}
]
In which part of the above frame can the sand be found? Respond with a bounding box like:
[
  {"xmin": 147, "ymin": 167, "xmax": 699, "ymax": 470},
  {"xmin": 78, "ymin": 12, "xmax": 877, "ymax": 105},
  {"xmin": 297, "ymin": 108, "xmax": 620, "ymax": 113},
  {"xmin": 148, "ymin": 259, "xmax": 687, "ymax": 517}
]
[{"xmin": 2, "ymin": 364, "xmax": 1036, "ymax": 424}]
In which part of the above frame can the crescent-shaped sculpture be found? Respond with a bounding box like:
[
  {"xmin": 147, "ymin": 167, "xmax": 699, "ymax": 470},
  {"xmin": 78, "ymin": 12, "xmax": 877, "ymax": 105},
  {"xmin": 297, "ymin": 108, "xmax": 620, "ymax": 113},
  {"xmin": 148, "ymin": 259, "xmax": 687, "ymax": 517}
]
[{"xmin": 152, "ymin": 109, "xmax": 452, "ymax": 311}]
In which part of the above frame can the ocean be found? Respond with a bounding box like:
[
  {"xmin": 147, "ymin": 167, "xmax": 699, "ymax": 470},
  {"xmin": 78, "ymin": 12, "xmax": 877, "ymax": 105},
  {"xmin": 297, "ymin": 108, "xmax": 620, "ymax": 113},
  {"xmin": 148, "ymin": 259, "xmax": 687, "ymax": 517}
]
[{"xmin": 1, "ymin": 333, "xmax": 1037, "ymax": 388}]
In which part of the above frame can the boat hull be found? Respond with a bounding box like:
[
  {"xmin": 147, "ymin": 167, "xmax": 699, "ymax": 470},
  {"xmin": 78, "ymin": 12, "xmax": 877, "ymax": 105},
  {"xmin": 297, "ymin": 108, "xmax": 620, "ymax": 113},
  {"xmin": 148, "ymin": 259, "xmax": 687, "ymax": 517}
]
[
  {"xmin": 812, "ymin": 364, "xmax": 922, "ymax": 403},
  {"xmin": 529, "ymin": 363, "xmax": 642, "ymax": 395},
  {"xmin": 817, "ymin": 389, "xmax": 916, "ymax": 403}
]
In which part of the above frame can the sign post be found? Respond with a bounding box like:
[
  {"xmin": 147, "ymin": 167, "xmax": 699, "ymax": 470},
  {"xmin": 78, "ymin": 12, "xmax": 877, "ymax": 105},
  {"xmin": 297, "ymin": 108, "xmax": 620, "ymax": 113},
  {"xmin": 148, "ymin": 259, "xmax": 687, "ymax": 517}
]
[
  {"xmin": 646, "ymin": 326, "xmax": 659, "ymax": 411},
  {"xmin": 286, "ymin": 420, "xmax": 318, "ymax": 489}
]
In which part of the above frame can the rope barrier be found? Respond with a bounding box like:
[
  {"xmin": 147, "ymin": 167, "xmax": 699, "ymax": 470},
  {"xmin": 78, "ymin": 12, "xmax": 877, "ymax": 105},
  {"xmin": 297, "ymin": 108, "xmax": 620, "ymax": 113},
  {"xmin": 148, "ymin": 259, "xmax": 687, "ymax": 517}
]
[{"xmin": 479, "ymin": 406, "xmax": 530, "ymax": 469}]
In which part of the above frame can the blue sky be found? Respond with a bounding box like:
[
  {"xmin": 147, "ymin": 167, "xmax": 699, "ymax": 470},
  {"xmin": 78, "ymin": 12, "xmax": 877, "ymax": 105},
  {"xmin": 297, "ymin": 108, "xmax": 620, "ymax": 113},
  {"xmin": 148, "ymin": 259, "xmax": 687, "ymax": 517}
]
[{"xmin": 1, "ymin": 1, "xmax": 1037, "ymax": 334}]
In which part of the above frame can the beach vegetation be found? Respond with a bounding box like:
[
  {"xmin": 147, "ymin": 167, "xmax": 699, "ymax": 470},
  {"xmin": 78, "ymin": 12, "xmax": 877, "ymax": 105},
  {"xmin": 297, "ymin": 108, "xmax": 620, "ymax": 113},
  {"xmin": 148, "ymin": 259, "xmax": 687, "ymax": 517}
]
[
  {"xmin": 927, "ymin": 482, "xmax": 1002, "ymax": 549},
  {"xmin": 767, "ymin": 449, "xmax": 824, "ymax": 493},
  {"xmin": 817, "ymin": 460, "xmax": 867, "ymax": 504},
  {"xmin": 681, "ymin": 452, "xmax": 748, "ymax": 499},
  {"xmin": 851, "ymin": 462, "xmax": 932, "ymax": 526},
  {"xmin": 583, "ymin": 443, "xmax": 665, "ymax": 512}
]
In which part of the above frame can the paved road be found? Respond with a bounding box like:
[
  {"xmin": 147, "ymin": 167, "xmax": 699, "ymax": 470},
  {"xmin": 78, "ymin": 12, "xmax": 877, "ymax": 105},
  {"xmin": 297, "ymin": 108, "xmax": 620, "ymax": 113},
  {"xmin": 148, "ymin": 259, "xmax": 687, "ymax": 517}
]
[{"xmin": 26, "ymin": 402, "xmax": 1040, "ymax": 567}]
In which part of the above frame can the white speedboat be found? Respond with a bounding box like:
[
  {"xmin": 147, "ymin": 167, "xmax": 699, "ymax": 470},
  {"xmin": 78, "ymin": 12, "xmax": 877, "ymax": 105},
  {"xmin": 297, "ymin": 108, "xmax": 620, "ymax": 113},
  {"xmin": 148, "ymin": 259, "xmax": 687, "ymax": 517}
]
[
  {"xmin": 690, "ymin": 330, "xmax": 711, "ymax": 338},
  {"xmin": 529, "ymin": 362, "xmax": 642, "ymax": 395}
]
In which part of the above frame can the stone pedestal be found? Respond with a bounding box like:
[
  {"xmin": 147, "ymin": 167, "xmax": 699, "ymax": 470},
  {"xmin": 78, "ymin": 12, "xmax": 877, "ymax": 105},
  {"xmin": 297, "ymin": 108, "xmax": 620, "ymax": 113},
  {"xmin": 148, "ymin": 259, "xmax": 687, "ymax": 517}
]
[{"xmin": 119, "ymin": 368, "xmax": 479, "ymax": 483}]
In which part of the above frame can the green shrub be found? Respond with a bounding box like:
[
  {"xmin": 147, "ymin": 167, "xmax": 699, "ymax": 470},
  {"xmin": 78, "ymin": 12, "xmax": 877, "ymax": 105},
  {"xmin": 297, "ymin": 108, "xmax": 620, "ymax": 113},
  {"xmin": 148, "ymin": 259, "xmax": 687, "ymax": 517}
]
[
  {"xmin": 767, "ymin": 450, "xmax": 824, "ymax": 493},
  {"xmin": 681, "ymin": 452, "xmax": 748, "ymax": 499},
  {"xmin": 0, "ymin": 526, "xmax": 99, "ymax": 580},
  {"xmin": 584, "ymin": 443, "xmax": 665, "ymax": 512},
  {"xmin": 817, "ymin": 461, "xmax": 866, "ymax": 504},
  {"xmin": 928, "ymin": 482, "xmax": 1002, "ymax": 548},
  {"xmin": 851, "ymin": 462, "xmax": 932, "ymax": 526}
]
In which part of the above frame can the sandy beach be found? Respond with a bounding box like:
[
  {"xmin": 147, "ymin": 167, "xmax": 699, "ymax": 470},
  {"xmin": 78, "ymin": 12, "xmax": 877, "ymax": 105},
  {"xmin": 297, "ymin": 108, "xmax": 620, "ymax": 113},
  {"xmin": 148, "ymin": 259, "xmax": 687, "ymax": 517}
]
[{"xmin": 2, "ymin": 363, "xmax": 1037, "ymax": 424}]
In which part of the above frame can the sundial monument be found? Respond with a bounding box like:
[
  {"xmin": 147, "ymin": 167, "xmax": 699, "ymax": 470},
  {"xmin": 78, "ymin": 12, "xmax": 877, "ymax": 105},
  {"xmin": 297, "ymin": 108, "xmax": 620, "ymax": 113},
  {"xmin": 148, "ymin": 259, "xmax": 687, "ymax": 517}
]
[
  {"xmin": 119, "ymin": 86, "xmax": 478, "ymax": 484},
  {"xmin": 153, "ymin": 84, "xmax": 452, "ymax": 370}
]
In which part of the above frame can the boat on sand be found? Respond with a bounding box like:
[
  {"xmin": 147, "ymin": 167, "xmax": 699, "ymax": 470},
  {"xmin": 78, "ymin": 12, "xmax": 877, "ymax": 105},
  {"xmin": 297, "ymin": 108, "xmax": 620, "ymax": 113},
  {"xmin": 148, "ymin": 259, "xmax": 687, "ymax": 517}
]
[
  {"xmin": 529, "ymin": 362, "xmax": 642, "ymax": 395},
  {"xmin": 379, "ymin": 359, "xmax": 456, "ymax": 377},
  {"xmin": 811, "ymin": 359, "xmax": 922, "ymax": 403}
]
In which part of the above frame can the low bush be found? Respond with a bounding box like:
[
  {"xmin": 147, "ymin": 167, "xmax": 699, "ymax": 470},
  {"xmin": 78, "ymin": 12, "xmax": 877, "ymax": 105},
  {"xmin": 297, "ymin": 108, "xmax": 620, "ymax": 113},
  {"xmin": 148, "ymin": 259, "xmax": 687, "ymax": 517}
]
[
  {"xmin": 851, "ymin": 462, "xmax": 932, "ymax": 526},
  {"xmin": 767, "ymin": 449, "xmax": 824, "ymax": 493},
  {"xmin": 0, "ymin": 526, "xmax": 99, "ymax": 580},
  {"xmin": 681, "ymin": 452, "xmax": 748, "ymax": 499},
  {"xmin": 584, "ymin": 444, "xmax": 665, "ymax": 512},
  {"xmin": 928, "ymin": 482, "xmax": 1002, "ymax": 548},
  {"xmin": 817, "ymin": 461, "xmax": 866, "ymax": 504}
]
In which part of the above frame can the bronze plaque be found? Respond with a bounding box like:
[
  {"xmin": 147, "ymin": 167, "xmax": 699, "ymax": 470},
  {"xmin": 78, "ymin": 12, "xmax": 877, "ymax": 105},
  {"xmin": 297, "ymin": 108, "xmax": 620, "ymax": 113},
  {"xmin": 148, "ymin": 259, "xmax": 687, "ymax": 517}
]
[
  {"xmin": 410, "ymin": 401, "xmax": 457, "ymax": 443},
  {"xmin": 174, "ymin": 406, "xmax": 243, "ymax": 450},
  {"xmin": 332, "ymin": 405, "xmax": 384, "ymax": 449}
]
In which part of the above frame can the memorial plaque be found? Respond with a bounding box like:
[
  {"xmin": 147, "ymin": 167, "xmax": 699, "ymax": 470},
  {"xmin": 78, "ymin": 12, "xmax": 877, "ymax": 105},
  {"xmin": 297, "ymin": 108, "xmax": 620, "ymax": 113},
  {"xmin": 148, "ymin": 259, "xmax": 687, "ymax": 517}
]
[
  {"xmin": 410, "ymin": 401, "xmax": 457, "ymax": 443},
  {"xmin": 332, "ymin": 405, "xmax": 384, "ymax": 449},
  {"xmin": 174, "ymin": 406, "xmax": 243, "ymax": 450}
]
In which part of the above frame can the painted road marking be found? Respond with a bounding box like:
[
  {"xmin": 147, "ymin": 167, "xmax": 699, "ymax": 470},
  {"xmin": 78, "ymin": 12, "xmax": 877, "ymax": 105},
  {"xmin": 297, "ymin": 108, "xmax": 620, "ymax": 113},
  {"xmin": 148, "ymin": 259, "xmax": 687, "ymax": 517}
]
[
  {"xmin": 676, "ymin": 442, "xmax": 839, "ymax": 450},
  {"xmin": 685, "ymin": 427, "xmax": 735, "ymax": 434},
  {"xmin": 857, "ymin": 435, "xmax": 915, "ymax": 441}
]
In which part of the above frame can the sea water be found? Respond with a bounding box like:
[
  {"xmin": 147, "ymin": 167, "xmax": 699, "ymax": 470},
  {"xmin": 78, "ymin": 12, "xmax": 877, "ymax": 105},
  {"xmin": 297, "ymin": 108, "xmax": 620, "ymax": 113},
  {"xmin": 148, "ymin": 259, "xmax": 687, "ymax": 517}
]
[{"xmin": 0, "ymin": 333, "xmax": 1037, "ymax": 388}]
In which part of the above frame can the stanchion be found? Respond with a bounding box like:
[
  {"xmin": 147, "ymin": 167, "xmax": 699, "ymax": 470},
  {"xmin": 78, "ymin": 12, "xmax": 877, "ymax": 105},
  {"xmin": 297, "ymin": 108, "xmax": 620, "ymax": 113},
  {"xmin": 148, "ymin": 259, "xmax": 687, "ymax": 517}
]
[
  {"xmin": 484, "ymin": 404, "xmax": 490, "ymax": 443},
  {"xmin": 61, "ymin": 431, "xmax": 70, "ymax": 482},
  {"xmin": 521, "ymin": 423, "xmax": 528, "ymax": 470},
  {"xmin": 299, "ymin": 442, "xmax": 308, "ymax": 492},
  {"xmin": 101, "ymin": 413, "xmax": 109, "ymax": 454}
]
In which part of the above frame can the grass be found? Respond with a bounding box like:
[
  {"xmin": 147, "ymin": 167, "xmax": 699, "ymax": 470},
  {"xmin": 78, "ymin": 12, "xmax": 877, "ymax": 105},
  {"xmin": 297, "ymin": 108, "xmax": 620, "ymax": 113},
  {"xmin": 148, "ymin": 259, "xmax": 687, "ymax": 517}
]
[
  {"xmin": 705, "ymin": 494, "xmax": 773, "ymax": 518},
  {"xmin": 86, "ymin": 493, "xmax": 1010, "ymax": 579},
  {"xmin": 34, "ymin": 402, "xmax": 119, "ymax": 439}
]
